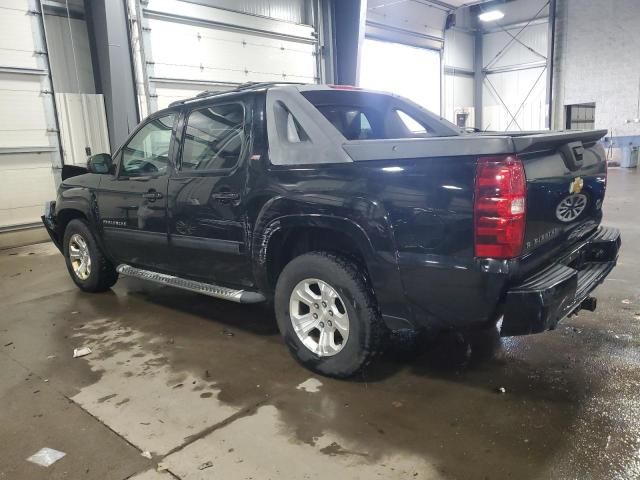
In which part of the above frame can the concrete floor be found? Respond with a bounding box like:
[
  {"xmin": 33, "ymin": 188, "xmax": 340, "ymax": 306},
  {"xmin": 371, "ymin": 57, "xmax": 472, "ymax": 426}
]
[{"xmin": 1, "ymin": 168, "xmax": 639, "ymax": 480}]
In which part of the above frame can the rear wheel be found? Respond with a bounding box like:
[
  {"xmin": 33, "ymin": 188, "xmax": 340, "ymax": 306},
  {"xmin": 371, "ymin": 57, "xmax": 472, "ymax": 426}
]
[
  {"xmin": 274, "ymin": 252, "xmax": 386, "ymax": 378},
  {"xmin": 63, "ymin": 219, "xmax": 118, "ymax": 292}
]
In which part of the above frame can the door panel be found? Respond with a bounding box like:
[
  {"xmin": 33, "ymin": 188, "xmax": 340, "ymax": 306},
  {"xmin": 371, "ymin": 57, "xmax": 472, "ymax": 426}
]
[
  {"xmin": 97, "ymin": 113, "xmax": 176, "ymax": 269},
  {"xmin": 168, "ymin": 102, "xmax": 252, "ymax": 287}
]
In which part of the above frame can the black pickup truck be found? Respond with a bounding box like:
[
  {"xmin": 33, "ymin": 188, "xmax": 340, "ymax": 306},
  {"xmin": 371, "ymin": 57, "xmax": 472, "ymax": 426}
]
[{"xmin": 42, "ymin": 83, "xmax": 620, "ymax": 377}]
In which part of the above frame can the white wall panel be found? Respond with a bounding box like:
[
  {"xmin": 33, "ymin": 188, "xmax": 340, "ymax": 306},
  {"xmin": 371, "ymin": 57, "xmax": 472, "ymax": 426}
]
[
  {"xmin": 360, "ymin": 38, "xmax": 441, "ymax": 114},
  {"xmin": 153, "ymin": 81, "xmax": 236, "ymax": 111},
  {"xmin": 443, "ymin": 74, "xmax": 474, "ymax": 127},
  {"xmin": 444, "ymin": 29, "xmax": 474, "ymax": 72},
  {"xmin": 483, "ymin": 22, "xmax": 547, "ymax": 69},
  {"xmin": 552, "ymin": 0, "xmax": 640, "ymax": 135},
  {"xmin": 147, "ymin": 18, "xmax": 316, "ymax": 85},
  {"xmin": 481, "ymin": 1, "xmax": 549, "ymax": 132},
  {"xmin": 0, "ymin": 73, "xmax": 53, "ymax": 148},
  {"xmin": 56, "ymin": 93, "xmax": 110, "ymax": 165},
  {"xmin": 140, "ymin": 0, "xmax": 318, "ymax": 111},
  {"xmin": 43, "ymin": 15, "xmax": 95, "ymax": 93},
  {"xmin": 183, "ymin": 0, "xmax": 310, "ymax": 25},
  {"xmin": 0, "ymin": 4, "xmax": 41, "ymax": 70},
  {"xmin": 486, "ymin": 0, "xmax": 549, "ymax": 27},
  {"xmin": 367, "ymin": 0, "xmax": 445, "ymax": 42},
  {"xmin": 483, "ymin": 67, "xmax": 547, "ymax": 131},
  {"xmin": 0, "ymin": 153, "xmax": 57, "ymax": 228},
  {"xmin": 0, "ymin": 0, "xmax": 61, "ymax": 229}
]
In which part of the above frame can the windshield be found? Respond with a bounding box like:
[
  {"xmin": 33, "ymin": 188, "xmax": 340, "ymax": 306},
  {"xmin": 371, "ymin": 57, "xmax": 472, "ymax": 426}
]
[{"xmin": 301, "ymin": 89, "xmax": 460, "ymax": 140}]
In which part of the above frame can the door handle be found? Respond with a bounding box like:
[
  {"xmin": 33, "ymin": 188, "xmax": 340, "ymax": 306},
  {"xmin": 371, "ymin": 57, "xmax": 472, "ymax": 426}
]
[
  {"xmin": 142, "ymin": 190, "xmax": 163, "ymax": 201},
  {"xmin": 211, "ymin": 192, "xmax": 240, "ymax": 204}
]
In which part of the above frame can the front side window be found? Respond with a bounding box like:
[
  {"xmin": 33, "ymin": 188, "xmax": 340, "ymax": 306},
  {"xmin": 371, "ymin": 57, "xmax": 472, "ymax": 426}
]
[
  {"xmin": 181, "ymin": 103, "xmax": 245, "ymax": 171},
  {"xmin": 121, "ymin": 113, "xmax": 175, "ymax": 176}
]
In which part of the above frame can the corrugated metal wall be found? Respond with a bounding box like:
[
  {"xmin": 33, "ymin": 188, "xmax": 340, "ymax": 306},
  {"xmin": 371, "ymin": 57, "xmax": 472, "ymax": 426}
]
[
  {"xmin": 443, "ymin": 28, "xmax": 475, "ymax": 127},
  {"xmin": 366, "ymin": 0, "xmax": 446, "ymax": 48},
  {"xmin": 0, "ymin": 0, "xmax": 62, "ymax": 229},
  {"xmin": 182, "ymin": 0, "xmax": 312, "ymax": 25},
  {"xmin": 130, "ymin": 0, "xmax": 320, "ymax": 112},
  {"xmin": 480, "ymin": 0, "xmax": 550, "ymax": 131}
]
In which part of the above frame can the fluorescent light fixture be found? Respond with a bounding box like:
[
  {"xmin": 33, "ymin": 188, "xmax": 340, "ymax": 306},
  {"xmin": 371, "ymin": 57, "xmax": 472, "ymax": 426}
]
[
  {"xmin": 478, "ymin": 10, "xmax": 504, "ymax": 22},
  {"xmin": 382, "ymin": 166, "xmax": 404, "ymax": 172}
]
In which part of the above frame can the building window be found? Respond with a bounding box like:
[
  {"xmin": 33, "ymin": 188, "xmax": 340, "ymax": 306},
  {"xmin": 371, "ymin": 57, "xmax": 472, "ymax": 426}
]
[{"xmin": 565, "ymin": 103, "xmax": 595, "ymax": 130}]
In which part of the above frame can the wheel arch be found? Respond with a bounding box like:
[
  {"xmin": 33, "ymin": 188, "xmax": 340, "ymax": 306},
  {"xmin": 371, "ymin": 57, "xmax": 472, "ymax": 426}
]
[
  {"xmin": 56, "ymin": 207, "xmax": 89, "ymax": 239},
  {"xmin": 258, "ymin": 216, "xmax": 377, "ymax": 292}
]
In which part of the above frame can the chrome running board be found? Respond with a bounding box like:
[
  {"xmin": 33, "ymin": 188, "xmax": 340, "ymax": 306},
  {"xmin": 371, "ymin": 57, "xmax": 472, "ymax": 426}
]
[{"xmin": 116, "ymin": 264, "xmax": 265, "ymax": 304}]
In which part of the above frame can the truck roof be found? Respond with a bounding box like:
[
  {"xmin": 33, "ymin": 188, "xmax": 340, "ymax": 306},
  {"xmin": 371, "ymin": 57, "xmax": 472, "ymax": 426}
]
[
  {"xmin": 168, "ymin": 82, "xmax": 381, "ymax": 108},
  {"xmin": 168, "ymin": 82, "xmax": 306, "ymax": 107}
]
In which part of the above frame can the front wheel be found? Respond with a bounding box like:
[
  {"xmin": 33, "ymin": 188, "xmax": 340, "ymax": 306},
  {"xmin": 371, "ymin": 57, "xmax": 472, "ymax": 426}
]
[
  {"xmin": 63, "ymin": 219, "xmax": 118, "ymax": 292},
  {"xmin": 274, "ymin": 252, "xmax": 386, "ymax": 378}
]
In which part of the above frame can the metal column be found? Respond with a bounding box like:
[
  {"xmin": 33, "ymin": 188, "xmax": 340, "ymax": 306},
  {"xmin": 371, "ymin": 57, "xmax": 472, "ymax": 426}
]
[
  {"xmin": 473, "ymin": 19, "xmax": 483, "ymax": 130},
  {"xmin": 84, "ymin": 0, "xmax": 139, "ymax": 152},
  {"xmin": 545, "ymin": 0, "xmax": 556, "ymax": 129},
  {"xmin": 332, "ymin": 0, "xmax": 367, "ymax": 86}
]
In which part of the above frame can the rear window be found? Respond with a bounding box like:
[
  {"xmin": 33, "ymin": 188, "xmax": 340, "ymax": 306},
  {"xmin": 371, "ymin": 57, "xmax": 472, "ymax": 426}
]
[{"xmin": 301, "ymin": 90, "xmax": 459, "ymax": 140}]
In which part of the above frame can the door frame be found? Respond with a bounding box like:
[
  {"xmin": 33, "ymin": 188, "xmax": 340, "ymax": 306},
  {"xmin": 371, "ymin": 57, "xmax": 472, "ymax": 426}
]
[
  {"xmin": 97, "ymin": 109, "xmax": 180, "ymax": 265},
  {"xmin": 165, "ymin": 93, "xmax": 256, "ymax": 285}
]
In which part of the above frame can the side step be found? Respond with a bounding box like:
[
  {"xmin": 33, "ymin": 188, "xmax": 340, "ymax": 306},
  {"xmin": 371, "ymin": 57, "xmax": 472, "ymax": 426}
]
[{"xmin": 116, "ymin": 264, "xmax": 266, "ymax": 304}]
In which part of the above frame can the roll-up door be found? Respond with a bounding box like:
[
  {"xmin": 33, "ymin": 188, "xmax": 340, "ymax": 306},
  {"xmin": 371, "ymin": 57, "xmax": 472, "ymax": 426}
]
[{"xmin": 0, "ymin": 0, "xmax": 62, "ymax": 229}]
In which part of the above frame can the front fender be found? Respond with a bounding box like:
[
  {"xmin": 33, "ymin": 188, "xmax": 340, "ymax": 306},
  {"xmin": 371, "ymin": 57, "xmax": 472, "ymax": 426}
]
[{"xmin": 54, "ymin": 185, "xmax": 107, "ymax": 253}]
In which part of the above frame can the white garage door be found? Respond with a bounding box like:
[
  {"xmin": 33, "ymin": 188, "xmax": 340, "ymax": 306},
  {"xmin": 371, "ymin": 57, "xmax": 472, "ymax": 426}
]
[
  {"xmin": 0, "ymin": 0, "xmax": 61, "ymax": 229},
  {"xmin": 360, "ymin": 38, "xmax": 442, "ymax": 115},
  {"xmin": 136, "ymin": 0, "xmax": 319, "ymax": 112}
]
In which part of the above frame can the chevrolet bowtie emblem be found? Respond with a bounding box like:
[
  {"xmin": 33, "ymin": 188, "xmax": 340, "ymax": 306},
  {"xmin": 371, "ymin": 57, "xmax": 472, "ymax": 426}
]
[{"xmin": 569, "ymin": 177, "xmax": 584, "ymax": 194}]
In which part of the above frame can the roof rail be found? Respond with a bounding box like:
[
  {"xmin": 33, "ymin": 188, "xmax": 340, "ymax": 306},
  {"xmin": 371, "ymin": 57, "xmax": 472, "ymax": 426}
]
[{"xmin": 168, "ymin": 81, "xmax": 305, "ymax": 107}]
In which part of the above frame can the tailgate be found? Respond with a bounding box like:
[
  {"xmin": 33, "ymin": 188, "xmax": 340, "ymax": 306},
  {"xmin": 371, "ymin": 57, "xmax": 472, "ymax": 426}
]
[{"xmin": 515, "ymin": 129, "xmax": 608, "ymax": 277}]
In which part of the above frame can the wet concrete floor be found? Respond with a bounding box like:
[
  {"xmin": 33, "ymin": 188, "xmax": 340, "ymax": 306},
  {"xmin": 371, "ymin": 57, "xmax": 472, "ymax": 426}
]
[{"xmin": 1, "ymin": 168, "xmax": 639, "ymax": 480}]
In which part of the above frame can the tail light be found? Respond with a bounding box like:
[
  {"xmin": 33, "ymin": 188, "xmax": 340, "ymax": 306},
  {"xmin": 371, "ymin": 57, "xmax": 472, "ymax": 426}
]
[{"xmin": 474, "ymin": 155, "xmax": 527, "ymax": 259}]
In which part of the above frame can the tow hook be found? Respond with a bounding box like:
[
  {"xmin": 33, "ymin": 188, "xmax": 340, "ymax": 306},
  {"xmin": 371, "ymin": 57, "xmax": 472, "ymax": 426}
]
[{"xmin": 580, "ymin": 296, "xmax": 597, "ymax": 312}]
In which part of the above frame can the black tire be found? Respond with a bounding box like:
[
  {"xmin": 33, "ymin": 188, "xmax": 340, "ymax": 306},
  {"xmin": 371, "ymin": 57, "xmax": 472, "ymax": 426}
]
[
  {"xmin": 274, "ymin": 252, "xmax": 386, "ymax": 378},
  {"xmin": 63, "ymin": 219, "xmax": 118, "ymax": 292}
]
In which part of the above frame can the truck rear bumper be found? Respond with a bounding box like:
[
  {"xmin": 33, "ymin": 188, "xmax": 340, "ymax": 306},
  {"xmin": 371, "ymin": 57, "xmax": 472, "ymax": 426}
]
[{"xmin": 500, "ymin": 226, "xmax": 621, "ymax": 336}]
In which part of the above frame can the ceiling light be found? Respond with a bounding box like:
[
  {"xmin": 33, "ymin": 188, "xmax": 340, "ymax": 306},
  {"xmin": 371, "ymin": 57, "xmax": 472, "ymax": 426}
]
[{"xmin": 478, "ymin": 10, "xmax": 504, "ymax": 22}]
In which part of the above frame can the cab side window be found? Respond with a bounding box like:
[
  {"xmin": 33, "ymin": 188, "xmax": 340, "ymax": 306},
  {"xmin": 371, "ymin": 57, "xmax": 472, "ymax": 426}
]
[
  {"xmin": 181, "ymin": 103, "xmax": 245, "ymax": 171},
  {"xmin": 121, "ymin": 113, "xmax": 176, "ymax": 177}
]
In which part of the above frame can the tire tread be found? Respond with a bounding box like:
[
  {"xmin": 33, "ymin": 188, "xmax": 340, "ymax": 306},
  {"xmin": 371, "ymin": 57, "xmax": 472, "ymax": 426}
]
[
  {"xmin": 275, "ymin": 251, "xmax": 387, "ymax": 378},
  {"xmin": 63, "ymin": 219, "xmax": 118, "ymax": 292}
]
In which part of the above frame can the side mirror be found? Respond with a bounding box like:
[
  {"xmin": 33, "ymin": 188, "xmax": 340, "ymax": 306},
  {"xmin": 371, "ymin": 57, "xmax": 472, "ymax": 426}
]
[{"xmin": 87, "ymin": 153, "xmax": 113, "ymax": 174}]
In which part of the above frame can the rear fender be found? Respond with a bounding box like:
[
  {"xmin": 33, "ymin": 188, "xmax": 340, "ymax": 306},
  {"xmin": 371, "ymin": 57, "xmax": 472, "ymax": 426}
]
[{"xmin": 253, "ymin": 210, "xmax": 413, "ymax": 330}]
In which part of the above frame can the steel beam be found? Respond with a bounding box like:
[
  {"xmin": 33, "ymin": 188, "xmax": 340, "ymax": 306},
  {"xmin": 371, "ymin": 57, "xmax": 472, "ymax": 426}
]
[
  {"xmin": 317, "ymin": 0, "xmax": 335, "ymax": 83},
  {"xmin": 444, "ymin": 66, "xmax": 474, "ymax": 77},
  {"xmin": 0, "ymin": 66, "xmax": 47, "ymax": 75},
  {"xmin": 483, "ymin": 60, "xmax": 547, "ymax": 75},
  {"xmin": 0, "ymin": 146, "xmax": 57, "ymax": 155},
  {"xmin": 503, "ymin": 66, "xmax": 547, "ymax": 131},
  {"xmin": 332, "ymin": 0, "xmax": 367, "ymax": 86},
  {"xmin": 413, "ymin": 0, "xmax": 455, "ymax": 12},
  {"xmin": 545, "ymin": 0, "xmax": 556, "ymax": 129},
  {"xmin": 85, "ymin": 0, "xmax": 139, "ymax": 151},
  {"xmin": 481, "ymin": 17, "xmax": 549, "ymax": 34},
  {"xmin": 366, "ymin": 20, "xmax": 444, "ymax": 50},
  {"xmin": 473, "ymin": 20, "xmax": 483, "ymax": 129},
  {"xmin": 483, "ymin": 1, "xmax": 550, "ymax": 71}
]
